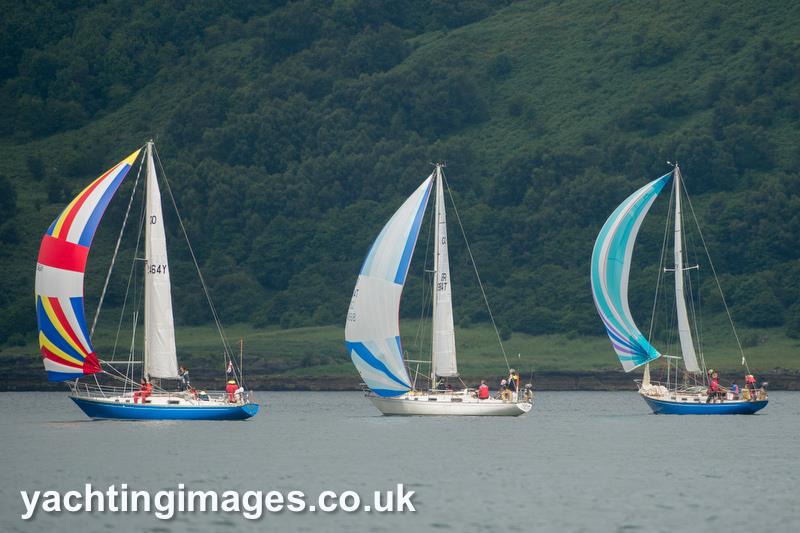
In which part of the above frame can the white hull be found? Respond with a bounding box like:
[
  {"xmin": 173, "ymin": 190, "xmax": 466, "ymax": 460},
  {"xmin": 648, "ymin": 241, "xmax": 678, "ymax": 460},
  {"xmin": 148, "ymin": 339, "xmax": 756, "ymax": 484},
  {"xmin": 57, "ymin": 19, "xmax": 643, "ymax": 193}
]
[{"xmin": 368, "ymin": 391, "xmax": 532, "ymax": 416}]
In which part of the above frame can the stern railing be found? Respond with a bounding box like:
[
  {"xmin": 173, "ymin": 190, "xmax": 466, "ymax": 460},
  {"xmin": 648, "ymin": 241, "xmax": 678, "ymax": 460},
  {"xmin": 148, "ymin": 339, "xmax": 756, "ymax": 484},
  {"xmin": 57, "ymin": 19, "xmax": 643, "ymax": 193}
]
[{"xmin": 68, "ymin": 382, "xmax": 255, "ymax": 405}]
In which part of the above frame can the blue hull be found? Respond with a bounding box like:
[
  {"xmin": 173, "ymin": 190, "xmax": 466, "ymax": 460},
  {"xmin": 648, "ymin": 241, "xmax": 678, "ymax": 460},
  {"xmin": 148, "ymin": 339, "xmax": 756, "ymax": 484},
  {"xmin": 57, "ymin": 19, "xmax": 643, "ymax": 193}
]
[
  {"xmin": 71, "ymin": 397, "xmax": 259, "ymax": 420},
  {"xmin": 642, "ymin": 395, "xmax": 768, "ymax": 415}
]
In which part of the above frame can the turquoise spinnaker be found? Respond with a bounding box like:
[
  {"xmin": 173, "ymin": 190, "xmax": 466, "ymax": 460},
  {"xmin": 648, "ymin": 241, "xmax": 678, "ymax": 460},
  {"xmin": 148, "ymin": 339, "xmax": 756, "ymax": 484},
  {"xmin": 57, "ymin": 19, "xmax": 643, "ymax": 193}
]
[{"xmin": 590, "ymin": 173, "xmax": 672, "ymax": 372}]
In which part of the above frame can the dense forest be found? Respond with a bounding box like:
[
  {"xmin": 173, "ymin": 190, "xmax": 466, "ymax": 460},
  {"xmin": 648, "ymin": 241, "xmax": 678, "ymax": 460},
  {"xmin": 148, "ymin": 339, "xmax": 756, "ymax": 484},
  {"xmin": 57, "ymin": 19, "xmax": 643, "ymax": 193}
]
[{"xmin": 1, "ymin": 0, "xmax": 799, "ymax": 356}]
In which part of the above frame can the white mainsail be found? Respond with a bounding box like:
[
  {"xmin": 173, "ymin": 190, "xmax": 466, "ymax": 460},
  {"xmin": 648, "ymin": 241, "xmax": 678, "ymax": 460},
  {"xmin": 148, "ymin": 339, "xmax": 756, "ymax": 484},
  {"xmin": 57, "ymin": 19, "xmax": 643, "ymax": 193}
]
[
  {"xmin": 673, "ymin": 166, "xmax": 701, "ymax": 373},
  {"xmin": 431, "ymin": 166, "xmax": 458, "ymax": 378},
  {"xmin": 143, "ymin": 142, "xmax": 179, "ymax": 379}
]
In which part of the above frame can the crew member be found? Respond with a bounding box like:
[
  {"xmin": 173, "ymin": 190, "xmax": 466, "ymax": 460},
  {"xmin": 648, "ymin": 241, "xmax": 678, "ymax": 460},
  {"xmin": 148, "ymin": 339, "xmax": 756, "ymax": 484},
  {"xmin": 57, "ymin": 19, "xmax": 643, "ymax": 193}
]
[
  {"xmin": 226, "ymin": 379, "xmax": 238, "ymax": 403},
  {"xmin": 499, "ymin": 379, "xmax": 511, "ymax": 401},
  {"xmin": 134, "ymin": 378, "xmax": 152, "ymax": 404},
  {"xmin": 508, "ymin": 369, "xmax": 520, "ymax": 393},
  {"xmin": 523, "ymin": 383, "xmax": 534, "ymax": 402},
  {"xmin": 179, "ymin": 366, "xmax": 190, "ymax": 391},
  {"xmin": 745, "ymin": 374, "xmax": 757, "ymax": 401},
  {"xmin": 729, "ymin": 381, "xmax": 740, "ymax": 400},
  {"xmin": 478, "ymin": 380, "xmax": 490, "ymax": 400},
  {"xmin": 706, "ymin": 372, "xmax": 722, "ymax": 403},
  {"xmin": 133, "ymin": 379, "xmax": 146, "ymax": 403}
]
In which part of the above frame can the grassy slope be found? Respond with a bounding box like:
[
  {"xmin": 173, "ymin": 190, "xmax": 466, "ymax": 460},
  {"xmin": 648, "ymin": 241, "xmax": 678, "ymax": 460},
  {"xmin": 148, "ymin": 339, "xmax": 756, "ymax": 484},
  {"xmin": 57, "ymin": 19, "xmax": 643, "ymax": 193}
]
[
  {"xmin": 2, "ymin": 1, "xmax": 799, "ymax": 381},
  {"xmin": 2, "ymin": 317, "xmax": 797, "ymax": 382}
]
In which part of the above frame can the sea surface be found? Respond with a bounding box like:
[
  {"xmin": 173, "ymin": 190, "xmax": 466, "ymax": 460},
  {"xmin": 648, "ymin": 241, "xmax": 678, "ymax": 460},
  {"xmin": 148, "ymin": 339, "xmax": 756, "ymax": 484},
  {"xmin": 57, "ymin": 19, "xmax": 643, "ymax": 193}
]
[{"xmin": 1, "ymin": 391, "xmax": 798, "ymax": 532}]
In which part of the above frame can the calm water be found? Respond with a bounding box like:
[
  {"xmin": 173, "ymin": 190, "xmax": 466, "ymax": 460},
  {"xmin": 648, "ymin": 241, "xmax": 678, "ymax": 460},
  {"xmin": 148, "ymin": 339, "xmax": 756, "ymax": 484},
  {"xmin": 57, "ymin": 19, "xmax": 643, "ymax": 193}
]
[{"xmin": 1, "ymin": 391, "xmax": 798, "ymax": 532}]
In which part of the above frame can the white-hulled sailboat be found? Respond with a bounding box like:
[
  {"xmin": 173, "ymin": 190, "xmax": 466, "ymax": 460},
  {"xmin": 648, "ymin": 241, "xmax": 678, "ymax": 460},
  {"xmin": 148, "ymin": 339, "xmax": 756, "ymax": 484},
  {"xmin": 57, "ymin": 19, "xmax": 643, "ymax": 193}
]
[
  {"xmin": 35, "ymin": 141, "xmax": 258, "ymax": 420},
  {"xmin": 345, "ymin": 164, "xmax": 532, "ymax": 416},
  {"xmin": 591, "ymin": 163, "xmax": 768, "ymax": 414}
]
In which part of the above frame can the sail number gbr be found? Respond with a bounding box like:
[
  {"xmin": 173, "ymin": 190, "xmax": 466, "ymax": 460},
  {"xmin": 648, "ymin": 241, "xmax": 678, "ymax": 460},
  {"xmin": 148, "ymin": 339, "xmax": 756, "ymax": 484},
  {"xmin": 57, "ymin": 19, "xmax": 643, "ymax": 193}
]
[
  {"xmin": 437, "ymin": 272, "xmax": 448, "ymax": 291},
  {"xmin": 145, "ymin": 261, "xmax": 168, "ymax": 275}
]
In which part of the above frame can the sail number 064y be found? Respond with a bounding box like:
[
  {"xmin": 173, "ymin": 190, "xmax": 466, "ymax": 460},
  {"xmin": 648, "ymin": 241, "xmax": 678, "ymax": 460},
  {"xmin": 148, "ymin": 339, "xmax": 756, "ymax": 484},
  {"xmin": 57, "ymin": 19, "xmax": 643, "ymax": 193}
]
[{"xmin": 146, "ymin": 263, "xmax": 168, "ymax": 275}]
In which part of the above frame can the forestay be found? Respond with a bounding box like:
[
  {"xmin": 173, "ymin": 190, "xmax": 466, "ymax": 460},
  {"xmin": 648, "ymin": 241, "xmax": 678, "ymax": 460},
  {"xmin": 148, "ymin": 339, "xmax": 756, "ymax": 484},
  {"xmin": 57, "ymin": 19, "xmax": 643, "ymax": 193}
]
[
  {"xmin": 345, "ymin": 176, "xmax": 433, "ymax": 396},
  {"xmin": 431, "ymin": 167, "xmax": 458, "ymax": 378},
  {"xmin": 35, "ymin": 150, "xmax": 141, "ymax": 381},
  {"xmin": 143, "ymin": 143, "xmax": 179, "ymax": 379},
  {"xmin": 591, "ymin": 173, "xmax": 671, "ymax": 372}
]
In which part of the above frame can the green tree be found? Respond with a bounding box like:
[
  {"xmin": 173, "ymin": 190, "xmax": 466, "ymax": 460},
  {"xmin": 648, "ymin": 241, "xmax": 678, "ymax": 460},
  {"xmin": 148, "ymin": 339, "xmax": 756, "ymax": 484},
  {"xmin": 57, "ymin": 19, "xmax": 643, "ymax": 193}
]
[{"xmin": 0, "ymin": 176, "xmax": 17, "ymax": 221}]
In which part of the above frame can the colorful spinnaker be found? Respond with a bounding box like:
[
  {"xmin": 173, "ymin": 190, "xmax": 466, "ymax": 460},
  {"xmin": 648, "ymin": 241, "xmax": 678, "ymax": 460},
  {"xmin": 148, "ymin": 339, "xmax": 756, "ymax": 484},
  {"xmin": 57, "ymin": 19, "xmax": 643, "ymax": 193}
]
[
  {"xmin": 35, "ymin": 150, "xmax": 141, "ymax": 381},
  {"xmin": 345, "ymin": 176, "xmax": 433, "ymax": 396},
  {"xmin": 590, "ymin": 173, "xmax": 671, "ymax": 372}
]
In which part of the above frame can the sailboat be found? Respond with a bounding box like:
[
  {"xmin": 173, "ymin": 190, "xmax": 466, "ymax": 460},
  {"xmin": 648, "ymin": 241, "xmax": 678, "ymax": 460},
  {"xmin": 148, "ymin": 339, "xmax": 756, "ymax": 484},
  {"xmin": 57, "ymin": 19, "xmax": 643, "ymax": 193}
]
[
  {"xmin": 591, "ymin": 164, "xmax": 768, "ymax": 414},
  {"xmin": 345, "ymin": 164, "xmax": 532, "ymax": 416},
  {"xmin": 35, "ymin": 141, "xmax": 259, "ymax": 420}
]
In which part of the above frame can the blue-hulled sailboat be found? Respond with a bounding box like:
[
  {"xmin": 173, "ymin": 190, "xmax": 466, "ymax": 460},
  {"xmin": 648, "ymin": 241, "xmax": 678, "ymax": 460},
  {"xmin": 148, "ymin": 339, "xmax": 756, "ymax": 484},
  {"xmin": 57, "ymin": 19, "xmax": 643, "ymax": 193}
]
[
  {"xmin": 35, "ymin": 142, "xmax": 258, "ymax": 420},
  {"xmin": 590, "ymin": 164, "xmax": 767, "ymax": 415}
]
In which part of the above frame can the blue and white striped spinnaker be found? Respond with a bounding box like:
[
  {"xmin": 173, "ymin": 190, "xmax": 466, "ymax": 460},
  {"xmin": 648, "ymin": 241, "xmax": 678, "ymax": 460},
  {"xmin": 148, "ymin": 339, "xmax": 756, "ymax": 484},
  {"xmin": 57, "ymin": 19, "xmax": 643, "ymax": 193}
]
[
  {"xmin": 590, "ymin": 173, "xmax": 672, "ymax": 372},
  {"xmin": 345, "ymin": 176, "xmax": 434, "ymax": 396}
]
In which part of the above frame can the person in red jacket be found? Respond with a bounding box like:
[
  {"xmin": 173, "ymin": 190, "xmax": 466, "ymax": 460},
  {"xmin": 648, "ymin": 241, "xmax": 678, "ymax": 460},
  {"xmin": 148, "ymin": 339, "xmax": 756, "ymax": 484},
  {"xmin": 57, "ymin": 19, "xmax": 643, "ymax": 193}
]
[
  {"xmin": 477, "ymin": 380, "xmax": 490, "ymax": 400},
  {"xmin": 226, "ymin": 380, "xmax": 238, "ymax": 403},
  {"xmin": 706, "ymin": 372, "xmax": 722, "ymax": 403},
  {"xmin": 134, "ymin": 378, "xmax": 152, "ymax": 403},
  {"xmin": 133, "ymin": 379, "xmax": 146, "ymax": 404},
  {"xmin": 745, "ymin": 374, "xmax": 757, "ymax": 400}
]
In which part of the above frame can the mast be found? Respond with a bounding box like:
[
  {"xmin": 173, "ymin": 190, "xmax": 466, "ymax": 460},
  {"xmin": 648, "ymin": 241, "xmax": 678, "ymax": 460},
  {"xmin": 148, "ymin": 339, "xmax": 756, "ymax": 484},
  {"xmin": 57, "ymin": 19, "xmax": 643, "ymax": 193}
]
[
  {"xmin": 430, "ymin": 164, "xmax": 458, "ymax": 387},
  {"xmin": 672, "ymin": 165, "xmax": 701, "ymax": 373},
  {"xmin": 143, "ymin": 142, "xmax": 151, "ymax": 376},
  {"xmin": 430, "ymin": 166, "xmax": 439, "ymax": 389}
]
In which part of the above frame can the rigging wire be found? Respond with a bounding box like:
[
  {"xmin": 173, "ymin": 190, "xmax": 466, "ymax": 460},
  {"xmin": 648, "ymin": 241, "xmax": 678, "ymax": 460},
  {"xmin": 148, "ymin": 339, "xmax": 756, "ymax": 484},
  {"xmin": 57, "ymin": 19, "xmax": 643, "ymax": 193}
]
[
  {"xmin": 91, "ymin": 148, "xmax": 146, "ymax": 338},
  {"xmin": 682, "ymin": 179, "xmax": 751, "ymax": 374},
  {"xmin": 648, "ymin": 172, "xmax": 674, "ymax": 342},
  {"xmin": 109, "ymin": 163, "xmax": 146, "ymax": 364},
  {"xmin": 83, "ymin": 146, "xmax": 146, "ymax": 389},
  {"xmin": 108, "ymin": 181, "xmax": 147, "ymax": 388},
  {"xmin": 441, "ymin": 168, "xmax": 511, "ymax": 372},
  {"xmin": 126, "ymin": 200, "xmax": 147, "ymax": 387},
  {"xmin": 682, "ymin": 189, "xmax": 706, "ymax": 376},
  {"xmin": 152, "ymin": 145, "xmax": 240, "ymax": 383},
  {"xmin": 676, "ymin": 176, "xmax": 704, "ymax": 385},
  {"xmin": 414, "ymin": 174, "xmax": 435, "ymax": 371}
]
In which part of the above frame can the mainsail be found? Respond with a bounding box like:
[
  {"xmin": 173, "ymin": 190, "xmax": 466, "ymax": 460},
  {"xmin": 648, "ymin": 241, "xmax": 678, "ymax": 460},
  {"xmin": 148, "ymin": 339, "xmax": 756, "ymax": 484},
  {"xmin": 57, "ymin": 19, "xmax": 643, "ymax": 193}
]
[
  {"xmin": 590, "ymin": 173, "xmax": 671, "ymax": 372},
  {"xmin": 35, "ymin": 150, "xmax": 141, "ymax": 381},
  {"xmin": 143, "ymin": 143, "xmax": 179, "ymax": 379},
  {"xmin": 345, "ymin": 176, "xmax": 433, "ymax": 396},
  {"xmin": 672, "ymin": 166, "xmax": 701, "ymax": 373},
  {"xmin": 431, "ymin": 166, "xmax": 458, "ymax": 378}
]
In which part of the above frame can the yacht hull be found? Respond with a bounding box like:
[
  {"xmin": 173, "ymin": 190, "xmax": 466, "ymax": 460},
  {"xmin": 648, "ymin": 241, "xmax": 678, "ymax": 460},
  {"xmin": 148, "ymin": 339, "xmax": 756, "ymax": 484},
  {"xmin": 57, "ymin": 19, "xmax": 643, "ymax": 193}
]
[
  {"xmin": 369, "ymin": 393, "xmax": 532, "ymax": 416},
  {"xmin": 71, "ymin": 396, "xmax": 259, "ymax": 420},
  {"xmin": 641, "ymin": 394, "xmax": 767, "ymax": 415}
]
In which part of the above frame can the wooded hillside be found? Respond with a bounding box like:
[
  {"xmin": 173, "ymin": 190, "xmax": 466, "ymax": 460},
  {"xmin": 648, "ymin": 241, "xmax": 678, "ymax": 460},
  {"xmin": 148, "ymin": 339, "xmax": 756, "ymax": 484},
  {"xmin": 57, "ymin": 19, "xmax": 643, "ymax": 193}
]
[{"xmin": 1, "ymin": 1, "xmax": 799, "ymax": 361}]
